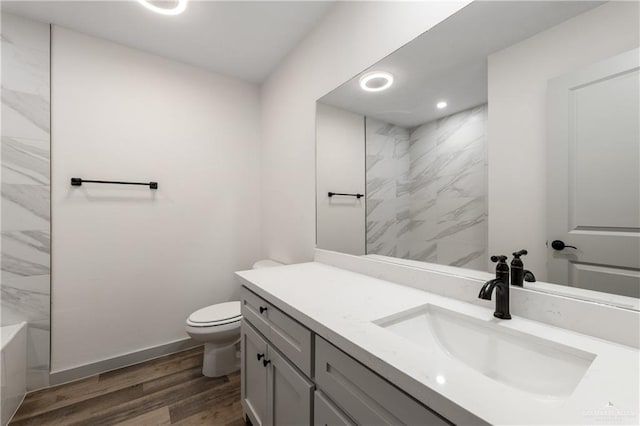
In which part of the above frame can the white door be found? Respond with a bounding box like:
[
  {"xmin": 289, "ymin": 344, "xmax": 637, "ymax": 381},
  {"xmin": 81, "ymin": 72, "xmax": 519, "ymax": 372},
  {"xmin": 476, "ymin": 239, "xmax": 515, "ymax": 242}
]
[{"xmin": 547, "ymin": 48, "xmax": 640, "ymax": 298}]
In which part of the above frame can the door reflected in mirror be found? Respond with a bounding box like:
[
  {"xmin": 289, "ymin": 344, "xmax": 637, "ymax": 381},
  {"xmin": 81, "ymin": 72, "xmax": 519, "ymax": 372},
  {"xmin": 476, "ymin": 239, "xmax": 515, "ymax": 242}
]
[{"xmin": 315, "ymin": 1, "xmax": 640, "ymax": 308}]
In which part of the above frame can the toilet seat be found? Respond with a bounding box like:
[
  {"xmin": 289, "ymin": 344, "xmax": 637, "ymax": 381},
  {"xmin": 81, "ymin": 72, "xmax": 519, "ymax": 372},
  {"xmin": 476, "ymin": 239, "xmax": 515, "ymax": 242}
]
[{"xmin": 187, "ymin": 301, "xmax": 241, "ymax": 327}]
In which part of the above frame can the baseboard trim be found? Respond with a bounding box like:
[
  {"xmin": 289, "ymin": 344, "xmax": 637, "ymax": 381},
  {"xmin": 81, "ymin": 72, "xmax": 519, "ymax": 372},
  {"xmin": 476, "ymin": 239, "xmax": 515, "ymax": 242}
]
[{"xmin": 49, "ymin": 337, "xmax": 201, "ymax": 387}]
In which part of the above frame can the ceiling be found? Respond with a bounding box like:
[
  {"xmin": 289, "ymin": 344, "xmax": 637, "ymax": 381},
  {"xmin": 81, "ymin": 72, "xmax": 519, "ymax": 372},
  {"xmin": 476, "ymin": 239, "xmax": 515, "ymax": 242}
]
[
  {"xmin": 1, "ymin": 0, "xmax": 334, "ymax": 83},
  {"xmin": 320, "ymin": 1, "xmax": 603, "ymax": 128}
]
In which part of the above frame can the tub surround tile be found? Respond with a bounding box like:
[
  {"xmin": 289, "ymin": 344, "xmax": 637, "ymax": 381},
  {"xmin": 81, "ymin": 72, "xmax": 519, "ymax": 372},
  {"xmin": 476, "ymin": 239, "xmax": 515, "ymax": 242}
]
[
  {"xmin": 0, "ymin": 46, "xmax": 49, "ymax": 98},
  {"xmin": 436, "ymin": 170, "xmax": 487, "ymax": 199},
  {"xmin": 1, "ymin": 230, "xmax": 50, "ymax": 277},
  {"xmin": 366, "ymin": 105, "xmax": 488, "ymax": 270},
  {"xmin": 1, "ymin": 253, "xmax": 49, "ymax": 279},
  {"xmin": 1, "ymin": 276, "xmax": 50, "ymax": 324},
  {"xmin": 1, "ymin": 184, "xmax": 50, "ymax": 221},
  {"xmin": 25, "ymin": 321, "xmax": 50, "ymax": 391},
  {"xmin": 438, "ymin": 242, "xmax": 487, "ymax": 269},
  {"xmin": 1, "ymin": 103, "xmax": 50, "ymax": 141},
  {"xmin": 365, "ymin": 118, "xmax": 410, "ymax": 255},
  {"xmin": 1, "ymin": 13, "xmax": 51, "ymax": 391},
  {"xmin": 1, "ymin": 88, "xmax": 50, "ymax": 134},
  {"xmin": 1, "ymin": 136, "xmax": 50, "ymax": 185}
]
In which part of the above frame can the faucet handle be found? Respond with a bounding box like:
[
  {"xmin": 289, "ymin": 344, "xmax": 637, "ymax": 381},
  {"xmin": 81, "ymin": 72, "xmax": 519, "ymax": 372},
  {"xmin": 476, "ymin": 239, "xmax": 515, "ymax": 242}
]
[
  {"xmin": 512, "ymin": 249, "xmax": 528, "ymax": 258},
  {"xmin": 490, "ymin": 255, "xmax": 508, "ymax": 263}
]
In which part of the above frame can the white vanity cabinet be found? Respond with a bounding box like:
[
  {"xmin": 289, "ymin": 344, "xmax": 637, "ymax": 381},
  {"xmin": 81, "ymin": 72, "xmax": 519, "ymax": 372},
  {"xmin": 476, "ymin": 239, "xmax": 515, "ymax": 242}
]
[
  {"xmin": 241, "ymin": 287, "xmax": 314, "ymax": 426},
  {"xmin": 241, "ymin": 320, "xmax": 269, "ymax": 426},
  {"xmin": 315, "ymin": 336, "xmax": 449, "ymax": 426},
  {"xmin": 241, "ymin": 319, "xmax": 314, "ymax": 426},
  {"xmin": 241, "ymin": 286, "xmax": 313, "ymax": 376},
  {"xmin": 314, "ymin": 390, "xmax": 355, "ymax": 426},
  {"xmin": 241, "ymin": 286, "xmax": 451, "ymax": 426}
]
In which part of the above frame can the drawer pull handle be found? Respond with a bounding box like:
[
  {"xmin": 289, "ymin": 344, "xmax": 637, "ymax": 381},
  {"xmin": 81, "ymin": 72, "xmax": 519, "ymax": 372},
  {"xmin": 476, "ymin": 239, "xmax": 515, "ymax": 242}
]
[
  {"xmin": 257, "ymin": 353, "xmax": 265, "ymax": 361},
  {"xmin": 262, "ymin": 359, "xmax": 271, "ymax": 367},
  {"xmin": 259, "ymin": 306, "xmax": 268, "ymax": 314}
]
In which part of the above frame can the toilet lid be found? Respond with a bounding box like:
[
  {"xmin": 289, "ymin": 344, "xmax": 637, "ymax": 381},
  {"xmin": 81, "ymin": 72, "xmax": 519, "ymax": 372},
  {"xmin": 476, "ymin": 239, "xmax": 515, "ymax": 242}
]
[{"xmin": 188, "ymin": 301, "xmax": 241, "ymax": 325}]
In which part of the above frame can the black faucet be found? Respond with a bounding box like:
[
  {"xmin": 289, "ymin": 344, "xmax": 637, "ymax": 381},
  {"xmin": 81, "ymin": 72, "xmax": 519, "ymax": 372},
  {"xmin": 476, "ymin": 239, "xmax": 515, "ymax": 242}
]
[
  {"xmin": 524, "ymin": 270, "xmax": 536, "ymax": 283},
  {"xmin": 511, "ymin": 249, "xmax": 536, "ymax": 286},
  {"xmin": 478, "ymin": 255, "xmax": 511, "ymax": 319}
]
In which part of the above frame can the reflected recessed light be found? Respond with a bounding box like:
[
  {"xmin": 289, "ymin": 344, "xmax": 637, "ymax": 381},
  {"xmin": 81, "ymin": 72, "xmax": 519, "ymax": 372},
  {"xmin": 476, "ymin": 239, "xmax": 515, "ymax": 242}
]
[
  {"xmin": 436, "ymin": 101, "xmax": 447, "ymax": 109},
  {"xmin": 136, "ymin": 0, "xmax": 187, "ymax": 15},
  {"xmin": 359, "ymin": 71, "xmax": 394, "ymax": 92}
]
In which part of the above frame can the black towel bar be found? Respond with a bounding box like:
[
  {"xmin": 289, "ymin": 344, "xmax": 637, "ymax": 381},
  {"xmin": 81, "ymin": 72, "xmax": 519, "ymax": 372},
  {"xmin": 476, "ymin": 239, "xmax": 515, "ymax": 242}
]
[
  {"xmin": 328, "ymin": 192, "xmax": 364, "ymax": 199},
  {"xmin": 71, "ymin": 178, "xmax": 158, "ymax": 189}
]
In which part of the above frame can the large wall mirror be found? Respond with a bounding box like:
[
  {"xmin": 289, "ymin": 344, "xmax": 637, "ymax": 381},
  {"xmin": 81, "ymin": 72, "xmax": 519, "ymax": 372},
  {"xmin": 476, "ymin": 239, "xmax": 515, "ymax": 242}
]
[{"xmin": 315, "ymin": 1, "xmax": 640, "ymax": 310}]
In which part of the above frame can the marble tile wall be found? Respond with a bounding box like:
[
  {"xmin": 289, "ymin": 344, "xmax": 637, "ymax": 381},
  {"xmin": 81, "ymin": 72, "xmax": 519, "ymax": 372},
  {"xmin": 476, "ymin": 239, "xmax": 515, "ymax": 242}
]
[
  {"xmin": 1, "ymin": 13, "xmax": 51, "ymax": 390},
  {"xmin": 365, "ymin": 118, "xmax": 410, "ymax": 257},
  {"xmin": 366, "ymin": 104, "xmax": 488, "ymax": 271}
]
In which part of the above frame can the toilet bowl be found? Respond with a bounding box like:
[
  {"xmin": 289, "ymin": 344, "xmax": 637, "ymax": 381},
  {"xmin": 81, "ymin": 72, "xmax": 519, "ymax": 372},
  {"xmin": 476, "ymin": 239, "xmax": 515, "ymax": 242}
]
[
  {"xmin": 185, "ymin": 259, "xmax": 283, "ymax": 377},
  {"xmin": 185, "ymin": 301, "xmax": 242, "ymax": 377}
]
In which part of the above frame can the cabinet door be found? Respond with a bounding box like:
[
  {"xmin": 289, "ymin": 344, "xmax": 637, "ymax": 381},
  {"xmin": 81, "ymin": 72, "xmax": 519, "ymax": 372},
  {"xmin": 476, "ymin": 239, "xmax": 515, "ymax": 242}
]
[
  {"xmin": 266, "ymin": 346, "xmax": 314, "ymax": 426},
  {"xmin": 314, "ymin": 391, "xmax": 355, "ymax": 426},
  {"xmin": 241, "ymin": 321, "xmax": 268, "ymax": 426}
]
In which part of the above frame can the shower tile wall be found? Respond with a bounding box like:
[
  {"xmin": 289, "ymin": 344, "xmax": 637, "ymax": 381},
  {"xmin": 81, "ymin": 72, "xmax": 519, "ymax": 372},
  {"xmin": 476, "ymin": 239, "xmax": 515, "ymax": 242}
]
[
  {"xmin": 366, "ymin": 104, "xmax": 488, "ymax": 270},
  {"xmin": 365, "ymin": 118, "xmax": 410, "ymax": 257},
  {"xmin": 1, "ymin": 13, "xmax": 51, "ymax": 390}
]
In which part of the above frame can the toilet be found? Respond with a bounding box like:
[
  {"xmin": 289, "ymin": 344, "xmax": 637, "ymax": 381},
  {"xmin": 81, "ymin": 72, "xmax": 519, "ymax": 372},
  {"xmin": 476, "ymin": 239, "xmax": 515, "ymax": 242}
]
[{"xmin": 185, "ymin": 259, "xmax": 283, "ymax": 377}]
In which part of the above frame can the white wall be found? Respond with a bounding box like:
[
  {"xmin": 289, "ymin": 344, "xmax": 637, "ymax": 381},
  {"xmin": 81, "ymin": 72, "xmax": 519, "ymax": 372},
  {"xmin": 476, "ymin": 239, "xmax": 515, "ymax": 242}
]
[
  {"xmin": 316, "ymin": 103, "xmax": 365, "ymax": 255},
  {"xmin": 260, "ymin": 1, "xmax": 471, "ymax": 264},
  {"xmin": 51, "ymin": 27, "xmax": 261, "ymax": 372},
  {"xmin": 488, "ymin": 2, "xmax": 640, "ymax": 280}
]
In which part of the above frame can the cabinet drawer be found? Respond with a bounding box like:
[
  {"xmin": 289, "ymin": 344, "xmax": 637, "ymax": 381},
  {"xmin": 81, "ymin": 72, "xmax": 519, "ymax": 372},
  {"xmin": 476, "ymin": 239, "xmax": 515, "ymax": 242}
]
[
  {"xmin": 314, "ymin": 391, "xmax": 355, "ymax": 426},
  {"xmin": 241, "ymin": 286, "xmax": 272, "ymax": 338},
  {"xmin": 315, "ymin": 336, "xmax": 449, "ymax": 426},
  {"xmin": 241, "ymin": 287, "xmax": 313, "ymax": 377}
]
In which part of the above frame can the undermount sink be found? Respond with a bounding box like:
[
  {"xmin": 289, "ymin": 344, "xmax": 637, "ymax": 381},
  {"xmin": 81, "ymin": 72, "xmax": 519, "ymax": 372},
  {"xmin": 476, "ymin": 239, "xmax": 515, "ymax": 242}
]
[{"xmin": 375, "ymin": 304, "xmax": 596, "ymax": 398}]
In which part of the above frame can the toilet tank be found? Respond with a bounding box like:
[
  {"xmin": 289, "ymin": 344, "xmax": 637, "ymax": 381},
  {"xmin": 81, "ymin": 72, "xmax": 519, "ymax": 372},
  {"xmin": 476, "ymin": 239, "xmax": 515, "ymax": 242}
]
[{"xmin": 252, "ymin": 259, "xmax": 283, "ymax": 269}]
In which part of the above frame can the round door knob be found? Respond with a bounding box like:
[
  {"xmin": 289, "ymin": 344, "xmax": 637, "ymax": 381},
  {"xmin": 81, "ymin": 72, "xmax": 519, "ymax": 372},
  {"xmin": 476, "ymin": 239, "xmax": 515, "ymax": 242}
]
[
  {"xmin": 259, "ymin": 306, "xmax": 267, "ymax": 314},
  {"xmin": 262, "ymin": 359, "xmax": 271, "ymax": 367},
  {"xmin": 257, "ymin": 353, "xmax": 265, "ymax": 361},
  {"xmin": 551, "ymin": 240, "xmax": 577, "ymax": 251}
]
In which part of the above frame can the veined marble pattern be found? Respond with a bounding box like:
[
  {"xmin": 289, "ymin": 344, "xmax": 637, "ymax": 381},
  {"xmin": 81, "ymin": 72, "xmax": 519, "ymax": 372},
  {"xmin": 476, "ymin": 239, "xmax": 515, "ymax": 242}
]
[
  {"xmin": 2, "ymin": 136, "xmax": 50, "ymax": 185},
  {"xmin": 1, "ymin": 13, "xmax": 51, "ymax": 391},
  {"xmin": 366, "ymin": 105, "xmax": 488, "ymax": 271},
  {"xmin": 1, "ymin": 275, "xmax": 50, "ymax": 325},
  {"xmin": 365, "ymin": 118, "xmax": 410, "ymax": 257}
]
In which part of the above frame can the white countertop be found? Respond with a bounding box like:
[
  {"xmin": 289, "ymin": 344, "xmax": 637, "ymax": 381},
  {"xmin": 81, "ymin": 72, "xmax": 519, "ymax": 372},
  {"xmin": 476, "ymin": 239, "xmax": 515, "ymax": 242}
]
[{"xmin": 236, "ymin": 262, "xmax": 640, "ymax": 426}]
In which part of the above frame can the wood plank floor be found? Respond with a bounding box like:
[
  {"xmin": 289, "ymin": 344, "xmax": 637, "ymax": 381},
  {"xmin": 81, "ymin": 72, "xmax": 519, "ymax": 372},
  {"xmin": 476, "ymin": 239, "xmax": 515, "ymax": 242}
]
[{"xmin": 11, "ymin": 346, "xmax": 246, "ymax": 426}]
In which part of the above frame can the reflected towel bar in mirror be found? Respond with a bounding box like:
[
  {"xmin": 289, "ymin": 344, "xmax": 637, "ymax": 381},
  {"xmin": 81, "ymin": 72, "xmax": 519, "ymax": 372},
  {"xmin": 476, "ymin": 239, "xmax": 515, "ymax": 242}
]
[
  {"xmin": 328, "ymin": 192, "xmax": 364, "ymax": 199},
  {"xmin": 71, "ymin": 177, "xmax": 158, "ymax": 189}
]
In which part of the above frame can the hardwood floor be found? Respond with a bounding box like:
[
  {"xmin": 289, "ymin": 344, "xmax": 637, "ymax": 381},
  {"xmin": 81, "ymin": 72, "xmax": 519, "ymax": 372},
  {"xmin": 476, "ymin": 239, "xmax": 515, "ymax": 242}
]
[{"xmin": 11, "ymin": 346, "xmax": 245, "ymax": 426}]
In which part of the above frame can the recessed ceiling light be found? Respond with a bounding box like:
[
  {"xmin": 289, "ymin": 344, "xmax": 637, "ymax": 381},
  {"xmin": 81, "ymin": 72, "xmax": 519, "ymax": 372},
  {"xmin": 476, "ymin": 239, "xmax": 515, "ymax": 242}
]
[
  {"xmin": 359, "ymin": 71, "xmax": 394, "ymax": 92},
  {"xmin": 136, "ymin": 0, "xmax": 187, "ymax": 15},
  {"xmin": 436, "ymin": 101, "xmax": 447, "ymax": 109}
]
